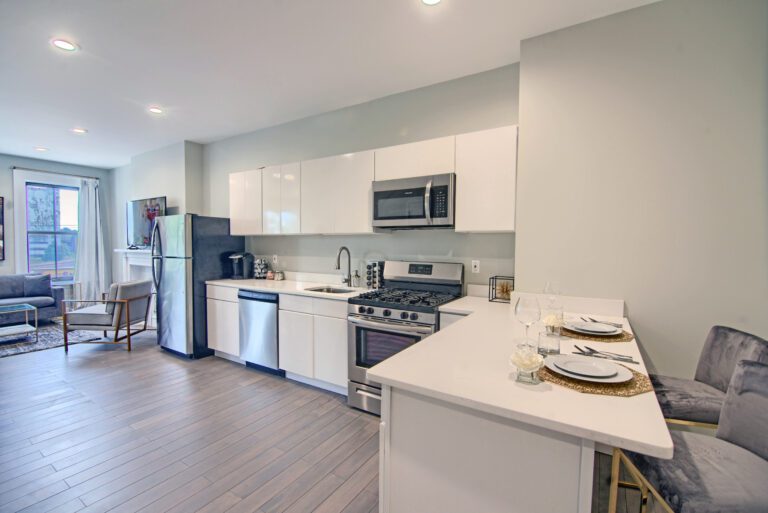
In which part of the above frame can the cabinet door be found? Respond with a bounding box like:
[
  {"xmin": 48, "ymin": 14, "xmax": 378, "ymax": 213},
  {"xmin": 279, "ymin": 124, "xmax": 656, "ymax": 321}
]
[
  {"xmin": 278, "ymin": 310, "xmax": 314, "ymax": 377},
  {"xmin": 206, "ymin": 298, "xmax": 240, "ymax": 356},
  {"xmin": 335, "ymin": 151, "xmax": 374, "ymax": 234},
  {"xmin": 280, "ymin": 162, "xmax": 301, "ymax": 234},
  {"xmin": 262, "ymin": 165, "xmax": 282, "ymax": 234},
  {"xmin": 313, "ymin": 315, "xmax": 348, "ymax": 387},
  {"xmin": 455, "ymin": 125, "xmax": 518, "ymax": 232},
  {"xmin": 374, "ymin": 136, "xmax": 455, "ymax": 181},
  {"xmin": 300, "ymin": 156, "xmax": 336, "ymax": 234},
  {"xmin": 229, "ymin": 169, "xmax": 262, "ymax": 235}
]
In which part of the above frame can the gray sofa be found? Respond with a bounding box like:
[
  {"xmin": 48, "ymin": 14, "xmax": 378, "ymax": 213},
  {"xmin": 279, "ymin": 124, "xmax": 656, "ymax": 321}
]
[{"xmin": 0, "ymin": 274, "xmax": 64, "ymax": 326}]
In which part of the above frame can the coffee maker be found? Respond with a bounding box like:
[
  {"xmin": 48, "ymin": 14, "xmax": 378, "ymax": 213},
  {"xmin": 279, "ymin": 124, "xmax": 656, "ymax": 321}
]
[{"xmin": 229, "ymin": 252, "xmax": 253, "ymax": 280}]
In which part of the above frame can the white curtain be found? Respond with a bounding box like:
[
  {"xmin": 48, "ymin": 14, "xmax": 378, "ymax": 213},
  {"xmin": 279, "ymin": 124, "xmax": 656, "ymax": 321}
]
[{"xmin": 75, "ymin": 178, "xmax": 108, "ymax": 300}]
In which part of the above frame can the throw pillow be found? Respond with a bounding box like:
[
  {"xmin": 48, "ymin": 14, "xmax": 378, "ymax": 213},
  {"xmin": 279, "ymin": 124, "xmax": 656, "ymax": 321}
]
[{"xmin": 24, "ymin": 274, "xmax": 52, "ymax": 297}]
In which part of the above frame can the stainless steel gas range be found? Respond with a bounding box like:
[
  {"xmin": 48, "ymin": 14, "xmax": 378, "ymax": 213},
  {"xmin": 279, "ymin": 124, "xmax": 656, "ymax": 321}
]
[{"xmin": 347, "ymin": 261, "xmax": 464, "ymax": 414}]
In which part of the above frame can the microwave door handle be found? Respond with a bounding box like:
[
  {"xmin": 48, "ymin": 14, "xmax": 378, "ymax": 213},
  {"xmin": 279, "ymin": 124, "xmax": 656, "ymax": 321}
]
[
  {"xmin": 424, "ymin": 179, "xmax": 433, "ymax": 225},
  {"xmin": 348, "ymin": 316, "xmax": 434, "ymax": 335}
]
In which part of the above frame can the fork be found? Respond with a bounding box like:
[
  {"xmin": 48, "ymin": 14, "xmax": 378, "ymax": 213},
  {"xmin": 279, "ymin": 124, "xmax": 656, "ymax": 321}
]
[{"xmin": 574, "ymin": 345, "xmax": 638, "ymax": 364}]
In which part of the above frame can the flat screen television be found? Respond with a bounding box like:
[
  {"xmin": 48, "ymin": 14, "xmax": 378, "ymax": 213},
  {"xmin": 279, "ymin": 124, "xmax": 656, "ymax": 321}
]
[{"xmin": 126, "ymin": 196, "xmax": 166, "ymax": 248}]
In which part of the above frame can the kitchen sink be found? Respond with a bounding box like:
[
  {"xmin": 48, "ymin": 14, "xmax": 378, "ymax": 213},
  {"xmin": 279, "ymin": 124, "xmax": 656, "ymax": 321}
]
[{"xmin": 304, "ymin": 286, "xmax": 354, "ymax": 294}]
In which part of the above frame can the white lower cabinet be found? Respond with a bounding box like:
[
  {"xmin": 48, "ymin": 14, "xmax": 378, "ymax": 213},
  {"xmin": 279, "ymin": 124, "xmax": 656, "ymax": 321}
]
[
  {"xmin": 278, "ymin": 296, "xmax": 348, "ymax": 391},
  {"xmin": 278, "ymin": 310, "xmax": 314, "ymax": 376},
  {"xmin": 206, "ymin": 297, "xmax": 240, "ymax": 357},
  {"xmin": 313, "ymin": 316, "xmax": 348, "ymax": 387}
]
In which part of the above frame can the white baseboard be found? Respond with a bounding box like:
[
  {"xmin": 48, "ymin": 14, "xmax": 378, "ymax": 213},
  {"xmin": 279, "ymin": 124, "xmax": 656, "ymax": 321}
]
[{"xmin": 285, "ymin": 372, "xmax": 348, "ymax": 396}]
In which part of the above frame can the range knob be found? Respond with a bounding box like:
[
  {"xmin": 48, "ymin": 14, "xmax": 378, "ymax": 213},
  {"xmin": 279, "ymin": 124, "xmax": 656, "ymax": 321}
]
[
  {"xmin": 410, "ymin": 313, "xmax": 419, "ymax": 321},
  {"xmin": 366, "ymin": 307, "xmax": 375, "ymax": 315},
  {"xmin": 358, "ymin": 306, "xmax": 366, "ymax": 314},
  {"xmin": 400, "ymin": 312, "xmax": 409, "ymax": 320},
  {"xmin": 383, "ymin": 309, "xmax": 391, "ymax": 317}
]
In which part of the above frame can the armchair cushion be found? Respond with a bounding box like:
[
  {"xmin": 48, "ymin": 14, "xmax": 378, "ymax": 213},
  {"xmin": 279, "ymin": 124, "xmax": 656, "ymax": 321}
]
[
  {"xmin": 23, "ymin": 274, "xmax": 52, "ymax": 297},
  {"xmin": 112, "ymin": 280, "xmax": 152, "ymax": 326},
  {"xmin": 626, "ymin": 430, "xmax": 768, "ymax": 513},
  {"xmin": 0, "ymin": 296, "xmax": 55, "ymax": 308},
  {"xmin": 650, "ymin": 374, "xmax": 725, "ymax": 424},
  {"xmin": 104, "ymin": 283, "xmax": 119, "ymax": 315},
  {"xmin": 67, "ymin": 304, "xmax": 114, "ymax": 326}
]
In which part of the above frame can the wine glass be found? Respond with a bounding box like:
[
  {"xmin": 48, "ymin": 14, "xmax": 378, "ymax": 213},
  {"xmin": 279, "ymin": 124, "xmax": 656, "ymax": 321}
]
[{"xmin": 514, "ymin": 297, "xmax": 541, "ymax": 342}]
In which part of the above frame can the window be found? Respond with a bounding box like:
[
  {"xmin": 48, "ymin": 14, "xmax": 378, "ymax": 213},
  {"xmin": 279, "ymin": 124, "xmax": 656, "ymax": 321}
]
[{"xmin": 25, "ymin": 183, "xmax": 79, "ymax": 283}]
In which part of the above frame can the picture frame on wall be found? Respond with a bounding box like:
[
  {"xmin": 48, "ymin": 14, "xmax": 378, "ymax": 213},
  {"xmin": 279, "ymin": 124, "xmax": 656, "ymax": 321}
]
[{"xmin": 0, "ymin": 196, "xmax": 4, "ymax": 261}]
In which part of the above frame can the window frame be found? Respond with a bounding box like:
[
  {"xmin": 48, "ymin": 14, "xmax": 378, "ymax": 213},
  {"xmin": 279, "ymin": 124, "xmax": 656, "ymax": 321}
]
[
  {"xmin": 25, "ymin": 182, "xmax": 79, "ymax": 283},
  {"xmin": 12, "ymin": 169, "xmax": 81, "ymax": 283}
]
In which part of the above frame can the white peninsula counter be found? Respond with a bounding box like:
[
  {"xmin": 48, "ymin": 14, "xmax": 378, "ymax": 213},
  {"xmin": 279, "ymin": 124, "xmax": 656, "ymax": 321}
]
[{"xmin": 367, "ymin": 296, "xmax": 672, "ymax": 513}]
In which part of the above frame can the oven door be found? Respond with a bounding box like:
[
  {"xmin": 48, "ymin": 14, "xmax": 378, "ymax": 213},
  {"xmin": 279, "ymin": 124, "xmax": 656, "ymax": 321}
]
[{"xmin": 347, "ymin": 316, "xmax": 435, "ymax": 386}]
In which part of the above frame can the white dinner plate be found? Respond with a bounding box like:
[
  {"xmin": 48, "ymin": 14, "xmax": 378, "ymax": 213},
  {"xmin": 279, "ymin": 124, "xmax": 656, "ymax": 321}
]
[
  {"xmin": 553, "ymin": 356, "xmax": 618, "ymax": 378},
  {"xmin": 545, "ymin": 355, "xmax": 633, "ymax": 384},
  {"xmin": 564, "ymin": 321, "xmax": 621, "ymax": 336}
]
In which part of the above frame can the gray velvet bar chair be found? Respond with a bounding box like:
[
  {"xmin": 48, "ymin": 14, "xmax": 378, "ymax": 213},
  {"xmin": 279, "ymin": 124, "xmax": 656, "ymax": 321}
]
[
  {"xmin": 610, "ymin": 360, "xmax": 768, "ymax": 513},
  {"xmin": 62, "ymin": 280, "xmax": 153, "ymax": 352},
  {"xmin": 650, "ymin": 325, "xmax": 768, "ymax": 428}
]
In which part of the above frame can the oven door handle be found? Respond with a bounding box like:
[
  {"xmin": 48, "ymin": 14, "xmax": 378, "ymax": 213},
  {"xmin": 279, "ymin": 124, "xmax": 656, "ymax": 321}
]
[
  {"xmin": 424, "ymin": 178, "xmax": 433, "ymax": 225},
  {"xmin": 348, "ymin": 316, "xmax": 434, "ymax": 335}
]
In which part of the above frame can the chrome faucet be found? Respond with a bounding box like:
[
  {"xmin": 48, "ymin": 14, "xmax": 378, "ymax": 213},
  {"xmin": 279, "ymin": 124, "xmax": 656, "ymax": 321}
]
[{"xmin": 335, "ymin": 246, "xmax": 352, "ymax": 286}]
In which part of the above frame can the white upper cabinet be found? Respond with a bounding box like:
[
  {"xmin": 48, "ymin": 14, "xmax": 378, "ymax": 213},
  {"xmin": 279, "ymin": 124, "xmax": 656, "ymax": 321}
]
[
  {"xmin": 455, "ymin": 125, "xmax": 518, "ymax": 233},
  {"xmin": 333, "ymin": 151, "xmax": 374, "ymax": 234},
  {"xmin": 300, "ymin": 156, "xmax": 336, "ymax": 234},
  {"xmin": 300, "ymin": 151, "xmax": 374, "ymax": 234},
  {"xmin": 262, "ymin": 163, "xmax": 301, "ymax": 235},
  {"xmin": 374, "ymin": 136, "xmax": 455, "ymax": 181},
  {"xmin": 229, "ymin": 169, "xmax": 263, "ymax": 235},
  {"xmin": 262, "ymin": 165, "xmax": 282, "ymax": 234},
  {"xmin": 280, "ymin": 162, "xmax": 301, "ymax": 234}
]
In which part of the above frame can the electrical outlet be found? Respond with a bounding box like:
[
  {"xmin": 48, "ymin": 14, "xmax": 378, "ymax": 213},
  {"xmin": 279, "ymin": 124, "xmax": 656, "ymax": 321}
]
[
  {"xmin": 471, "ymin": 260, "xmax": 480, "ymax": 273},
  {"xmin": 272, "ymin": 254, "xmax": 278, "ymax": 266}
]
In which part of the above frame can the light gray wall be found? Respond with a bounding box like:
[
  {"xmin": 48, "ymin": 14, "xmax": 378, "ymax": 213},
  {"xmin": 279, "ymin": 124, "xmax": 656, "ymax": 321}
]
[
  {"xmin": 204, "ymin": 64, "xmax": 519, "ymax": 285},
  {"xmin": 0, "ymin": 153, "xmax": 112, "ymax": 276},
  {"xmin": 515, "ymin": 0, "xmax": 768, "ymax": 377}
]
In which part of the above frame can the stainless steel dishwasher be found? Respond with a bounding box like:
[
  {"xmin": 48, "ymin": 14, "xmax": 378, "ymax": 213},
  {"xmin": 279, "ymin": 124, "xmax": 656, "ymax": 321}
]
[{"xmin": 238, "ymin": 290, "xmax": 282, "ymax": 375}]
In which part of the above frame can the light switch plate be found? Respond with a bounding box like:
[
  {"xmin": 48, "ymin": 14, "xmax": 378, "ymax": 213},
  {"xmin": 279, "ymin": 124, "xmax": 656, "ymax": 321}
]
[
  {"xmin": 272, "ymin": 254, "xmax": 279, "ymax": 265},
  {"xmin": 471, "ymin": 260, "xmax": 480, "ymax": 273}
]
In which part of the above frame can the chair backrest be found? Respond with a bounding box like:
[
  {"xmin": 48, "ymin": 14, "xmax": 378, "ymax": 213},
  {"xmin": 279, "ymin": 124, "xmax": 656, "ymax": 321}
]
[
  {"xmin": 716, "ymin": 360, "xmax": 768, "ymax": 461},
  {"xmin": 110, "ymin": 280, "xmax": 153, "ymax": 327},
  {"xmin": 694, "ymin": 326, "xmax": 768, "ymax": 392}
]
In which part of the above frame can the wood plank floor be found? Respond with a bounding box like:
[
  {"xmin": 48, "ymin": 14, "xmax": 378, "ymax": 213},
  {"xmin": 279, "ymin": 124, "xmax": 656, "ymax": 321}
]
[
  {"xmin": 0, "ymin": 332, "xmax": 379, "ymax": 513},
  {"xmin": 0, "ymin": 329, "xmax": 638, "ymax": 513}
]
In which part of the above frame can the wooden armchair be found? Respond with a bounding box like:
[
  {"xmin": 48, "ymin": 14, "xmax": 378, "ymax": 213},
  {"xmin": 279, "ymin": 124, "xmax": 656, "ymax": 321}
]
[{"xmin": 62, "ymin": 280, "xmax": 153, "ymax": 352}]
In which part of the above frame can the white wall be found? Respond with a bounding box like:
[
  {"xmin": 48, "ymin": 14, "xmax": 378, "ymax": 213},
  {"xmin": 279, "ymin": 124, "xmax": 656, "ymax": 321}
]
[
  {"xmin": 0, "ymin": 153, "xmax": 111, "ymax": 276},
  {"xmin": 515, "ymin": 0, "xmax": 768, "ymax": 377},
  {"xmin": 204, "ymin": 64, "xmax": 520, "ymax": 285},
  {"xmin": 110, "ymin": 141, "xmax": 206, "ymax": 277}
]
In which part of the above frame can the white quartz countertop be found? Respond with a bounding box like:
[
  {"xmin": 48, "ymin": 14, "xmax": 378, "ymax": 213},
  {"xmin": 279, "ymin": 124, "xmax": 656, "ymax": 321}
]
[
  {"xmin": 205, "ymin": 279, "xmax": 366, "ymax": 301},
  {"xmin": 370, "ymin": 298, "xmax": 673, "ymax": 458}
]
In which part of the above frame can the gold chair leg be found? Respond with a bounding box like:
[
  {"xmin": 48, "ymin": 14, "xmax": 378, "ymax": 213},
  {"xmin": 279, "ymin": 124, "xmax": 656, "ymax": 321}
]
[{"xmin": 608, "ymin": 448, "xmax": 621, "ymax": 513}]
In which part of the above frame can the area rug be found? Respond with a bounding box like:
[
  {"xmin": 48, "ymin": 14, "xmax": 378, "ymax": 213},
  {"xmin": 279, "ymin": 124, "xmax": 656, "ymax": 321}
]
[{"xmin": 0, "ymin": 323, "xmax": 100, "ymax": 358}]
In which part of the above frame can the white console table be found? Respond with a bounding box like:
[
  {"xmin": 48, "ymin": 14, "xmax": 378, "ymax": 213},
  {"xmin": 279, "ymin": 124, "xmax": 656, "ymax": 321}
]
[{"xmin": 114, "ymin": 249, "xmax": 157, "ymax": 329}]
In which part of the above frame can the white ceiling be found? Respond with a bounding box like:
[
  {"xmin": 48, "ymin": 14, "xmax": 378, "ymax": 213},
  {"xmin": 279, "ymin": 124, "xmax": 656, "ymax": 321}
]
[{"xmin": 0, "ymin": 0, "xmax": 656, "ymax": 169}]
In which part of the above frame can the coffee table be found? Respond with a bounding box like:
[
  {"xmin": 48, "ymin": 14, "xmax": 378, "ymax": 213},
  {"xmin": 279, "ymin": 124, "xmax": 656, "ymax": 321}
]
[{"xmin": 0, "ymin": 304, "xmax": 39, "ymax": 343}]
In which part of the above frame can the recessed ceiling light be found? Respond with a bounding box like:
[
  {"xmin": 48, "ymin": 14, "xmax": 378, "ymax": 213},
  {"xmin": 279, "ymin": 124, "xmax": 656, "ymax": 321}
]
[
  {"xmin": 51, "ymin": 39, "xmax": 78, "ymax": 52},
  {"xmin": 148, "ymin": 106, "xmax": 164, "ymax": 115},
  {"xmin": 71, "ymin": 127, "xmax": 88, "ymax": 134},
  {"xmin": 422, "ymin": 0, "xmax": 441, "ymax": 5},
  {"xmin": 34, "ymin": 146, "xmax": 49, "ymax": 152}
]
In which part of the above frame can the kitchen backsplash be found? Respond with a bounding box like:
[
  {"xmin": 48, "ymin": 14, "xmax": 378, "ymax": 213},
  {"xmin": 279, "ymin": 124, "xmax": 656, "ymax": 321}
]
[{"xmin": 246, "ymin": 231, "xmax": 514, "ymax": 288}]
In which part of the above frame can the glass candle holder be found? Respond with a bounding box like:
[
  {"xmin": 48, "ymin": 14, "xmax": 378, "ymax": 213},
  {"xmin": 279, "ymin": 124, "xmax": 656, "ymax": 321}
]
[{"xmin": 510, "ymin": 343, "xmax": 544, "ymax": 384}]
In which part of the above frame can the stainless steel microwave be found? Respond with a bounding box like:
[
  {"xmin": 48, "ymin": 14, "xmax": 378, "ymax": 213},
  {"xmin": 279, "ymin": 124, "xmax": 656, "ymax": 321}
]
[{"xmin": 372, "ymin": 173, "xmax": 455, "ymax": 229}]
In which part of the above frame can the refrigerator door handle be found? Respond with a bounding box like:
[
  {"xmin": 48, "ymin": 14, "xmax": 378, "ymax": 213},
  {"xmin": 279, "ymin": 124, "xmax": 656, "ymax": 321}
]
[
  {"xmin": 150, "ymin": 221, "xmax": 162, "ymax": 257},
  {"xmin": 151, "ymin": 256, "xmax": 163, "ymax": 290}
]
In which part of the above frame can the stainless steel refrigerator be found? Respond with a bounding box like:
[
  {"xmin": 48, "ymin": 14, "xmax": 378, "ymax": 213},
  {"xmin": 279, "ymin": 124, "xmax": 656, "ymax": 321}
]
[{"xmin": 150, "ymin": 214, "xmax": 244, "ymax": 358}]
